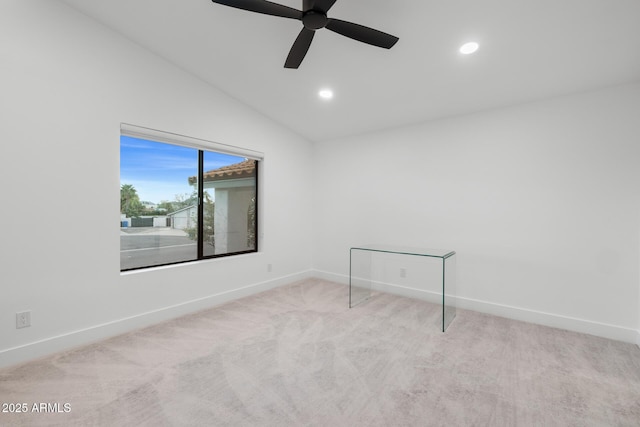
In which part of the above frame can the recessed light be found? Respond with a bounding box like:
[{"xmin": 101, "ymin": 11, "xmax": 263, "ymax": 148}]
[
  {"xmin": 318, "ymin": 89, "xmax": 333, "ymax": 100},
  {"xmin": 459, "ymin": 42, "xmax": 479, "ymax": 55}
]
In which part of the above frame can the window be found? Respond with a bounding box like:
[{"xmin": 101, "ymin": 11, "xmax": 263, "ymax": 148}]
[{"xmin": 119, "ymin": 125, "xmax": 260, "ymax": 271}]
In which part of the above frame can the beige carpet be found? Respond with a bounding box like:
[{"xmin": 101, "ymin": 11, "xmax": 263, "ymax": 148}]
[{"xmin": 1, "ymin": 278, "xmax": 639, "ymax": 426}]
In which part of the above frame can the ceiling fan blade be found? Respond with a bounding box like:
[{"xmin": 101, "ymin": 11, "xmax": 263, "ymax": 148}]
[
  {"xmin": 309, "ymin": 0, "xmax": 337, "ymax": 13},
  {"xmin": 211, "ymin": 0, "xmax": 302, "ymax": 20},
  {"xmin": 325, "ymin": 18, "xmax": 398, "ymax": 49},
  {"xmin": 285, "ymin": 28, "xmax": 315, "ymax": 68}
]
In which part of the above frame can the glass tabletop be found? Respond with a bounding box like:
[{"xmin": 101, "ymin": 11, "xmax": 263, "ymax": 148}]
[{"xmin": 351, "ymin": 244, "xmax": 455, "ymax": 259}]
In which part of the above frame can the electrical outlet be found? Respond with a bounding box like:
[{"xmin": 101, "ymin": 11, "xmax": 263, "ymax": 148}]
[
  {"xmin": 16, "ymin": 311, "xmax": 31, "ymax": 329},
  {"xmin": 400, "ymin": 268, "xmax": 407, "ymax": 278},
  {"xmin": 267, "ymin": 263, "xmax": 272, "ymax": 272}
]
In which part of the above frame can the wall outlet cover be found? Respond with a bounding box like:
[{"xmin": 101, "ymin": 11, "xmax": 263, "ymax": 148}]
[{"xmin": 16, "ymin": 311, "xmax": 31, "ymax": 329}]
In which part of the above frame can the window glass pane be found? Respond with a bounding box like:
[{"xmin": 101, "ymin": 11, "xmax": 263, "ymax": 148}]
[
  {"xmin": 201, "ymin": 152, "xmax": 257, "ymax": 257},
  {"xmin": 120, "ymin": 136, "xmax": 198, "ymax": 270}
]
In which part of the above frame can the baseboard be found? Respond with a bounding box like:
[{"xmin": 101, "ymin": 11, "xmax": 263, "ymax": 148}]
[
  {"xmin": 454, "ymin": 295, "xmax": 638, "ymax": 344},
  {"xmin": 312, "ymin": 269, "xmax": 638, "ymax": 344},
  {"xmin": 0, "ymin": 270, "xmax": 313, "ymax": 369},
  {"xmin": 314, "ymin": 269, "xmax": 349, "ymax": 285}
]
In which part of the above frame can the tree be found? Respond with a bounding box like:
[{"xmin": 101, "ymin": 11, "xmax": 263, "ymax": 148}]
[
  {"xmin": 170, "ymin": 192, "xmax": 198, "ymax": 211},
  {"xmin": 157, "ymin": 200, "xmax": 175, "ymax": 213},
  {"xmin": 184, "ymin": 191, "xmax": 214, "ymax": 243},
  {"xmin": 120, "ymin": 184, "xmax": 143, "ymax": 218}
]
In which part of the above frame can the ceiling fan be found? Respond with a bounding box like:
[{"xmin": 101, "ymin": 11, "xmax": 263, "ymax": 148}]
[{"xmin": 210, "ymin": 0, "xmax": 399, "ymax": 69}]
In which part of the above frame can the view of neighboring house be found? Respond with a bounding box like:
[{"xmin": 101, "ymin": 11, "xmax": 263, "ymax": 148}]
[
  {"xmin": 127, "ymin": 160, "xmax": 256, "ymax": 253},
  {"xmin": 167, "ymin": 204, "xmax": 197, "ymax": 230},
  {"xmin": 121, "ymin": 158, "xmax": 256, "ymax": 258},
  {"xmin": 188, "ymin": 159, "xmax": 257, "ymax": 255}
]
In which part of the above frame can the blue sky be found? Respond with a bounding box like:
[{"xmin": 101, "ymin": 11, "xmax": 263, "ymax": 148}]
[{"xmin": 120, "ymin": 136, "xmax": 245, "ymax": 204}]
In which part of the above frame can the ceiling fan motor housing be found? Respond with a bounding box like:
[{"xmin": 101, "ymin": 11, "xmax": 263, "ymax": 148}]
[{"xmin": 302, "ymin": 10, "xmax": 328, "ymax": 30}]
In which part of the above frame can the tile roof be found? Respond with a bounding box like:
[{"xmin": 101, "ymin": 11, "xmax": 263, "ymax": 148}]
[{"xmin": 188, "ymin": 159, "xmax": 256, "ymax": 185}]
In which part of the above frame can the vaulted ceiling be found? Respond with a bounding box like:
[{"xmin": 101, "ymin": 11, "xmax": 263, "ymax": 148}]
[{"xmin": 59, "ymin": 0, "xmax": 640, "ymax": 142}]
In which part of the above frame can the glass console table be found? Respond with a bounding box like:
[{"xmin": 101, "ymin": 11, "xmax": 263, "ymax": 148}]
[{"xmin": 349, "ymin": 244, "xmax": 457, "ymax": 332}]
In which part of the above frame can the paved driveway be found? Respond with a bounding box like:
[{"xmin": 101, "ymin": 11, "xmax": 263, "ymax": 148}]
[{"xmin": 120, "ymin": 227, "xmax": 196, "ymax": 270}]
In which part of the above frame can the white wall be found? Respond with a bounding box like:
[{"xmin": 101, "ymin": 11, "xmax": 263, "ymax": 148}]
[
  {"xmin": 0, "ymin": 0, "xmax": 313, "ymax": 367},
  {"xmin": 313, "ymin": 83, "xmax": 640, "ymax": 343}
]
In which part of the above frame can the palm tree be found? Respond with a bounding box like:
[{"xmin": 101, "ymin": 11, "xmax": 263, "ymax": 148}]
[{"xmin": 120, "ymin": 184, "xmax": 143, "ymax": 218}]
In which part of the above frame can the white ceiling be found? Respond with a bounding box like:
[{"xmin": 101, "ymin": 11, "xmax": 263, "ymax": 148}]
[{"xmin": 59, "ymin": 0, "xmax": 640, "ymax": 142}]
